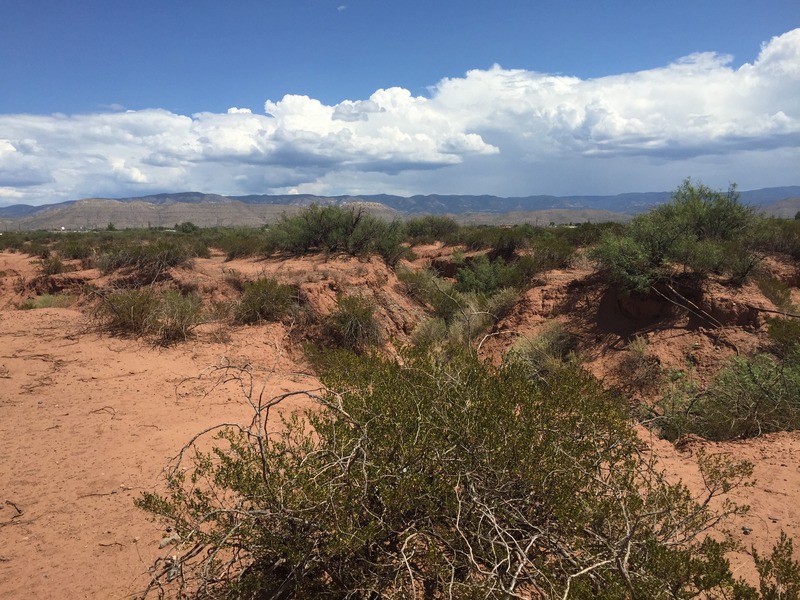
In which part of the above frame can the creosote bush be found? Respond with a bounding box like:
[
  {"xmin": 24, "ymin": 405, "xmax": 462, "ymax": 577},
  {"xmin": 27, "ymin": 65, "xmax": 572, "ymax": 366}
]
[
  {"xmin": 264, "ymin": 204, "xmax": 409, "ymax": 265},
  {"xmin": 138, "ymin": 349, "xmax": 768, "ymax": 599}
]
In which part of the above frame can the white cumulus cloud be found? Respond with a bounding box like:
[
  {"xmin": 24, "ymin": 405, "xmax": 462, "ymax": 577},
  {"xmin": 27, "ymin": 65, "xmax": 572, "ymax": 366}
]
[{"xmin": 0, "ymin": 28, "xmax": 798, "ymax": 205}]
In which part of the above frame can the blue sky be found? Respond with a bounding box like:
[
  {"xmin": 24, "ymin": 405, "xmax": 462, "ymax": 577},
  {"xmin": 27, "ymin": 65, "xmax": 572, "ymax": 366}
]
[{"xmin": 1, "ymin": 0, "xmax": 799, "ymax": 205}]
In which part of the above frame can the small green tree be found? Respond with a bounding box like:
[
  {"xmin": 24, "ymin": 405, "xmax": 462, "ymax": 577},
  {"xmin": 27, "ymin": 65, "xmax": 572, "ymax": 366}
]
[{"xmin": 592, "ymin": 180, "xmax": 759, "ymax": 292}]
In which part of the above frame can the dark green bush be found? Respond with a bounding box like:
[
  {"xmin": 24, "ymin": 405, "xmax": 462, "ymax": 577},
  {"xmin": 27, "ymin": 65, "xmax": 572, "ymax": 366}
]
[
  {"xmin": 371, "ymin": 220, "xmax": 412, "ymax": 267},
  {"xmin": 403, "ymin": 214, "xmax": 460, "ymax": 245},
  {"xmin": 592, "ymin": 180, "xmax": 760, "ymax": 292},
  {"xmin": 455, "ymin": 254, "xmax": 511, "ymax": 294},
  {"xmin": 138, "ymin": 350, "xmax": 757, "ymax": 598},
  {"xmin": 233, "ymin": 277, "xmax": 296, "ymax": 324},
  {"xmin": 0, "ymin": 232, "xmax": 26, "ymax": 252},
  {"xmin": 175, "ymin": 221, "xmax": 200, "ymax": 234},
  {"xmin": 529, "ymin": 233, "xmax": 577, "ymax": 271},
  {"xmin": 264, "ymin": 204, "xmax": 407, "ymax": 264}
]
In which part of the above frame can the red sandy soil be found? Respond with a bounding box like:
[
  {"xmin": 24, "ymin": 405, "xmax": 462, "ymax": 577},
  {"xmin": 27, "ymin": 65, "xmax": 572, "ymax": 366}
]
[{"xmin": 1, "ymin": 247, "xmax": 799, "ymax": 598}]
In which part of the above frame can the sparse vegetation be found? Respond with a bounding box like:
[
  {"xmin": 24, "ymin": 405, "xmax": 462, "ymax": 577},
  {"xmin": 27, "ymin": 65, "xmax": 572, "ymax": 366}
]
[
  {"xmin": 324, "ymin": 294, "xmax": 381, "ymax": 352},
  {"xmin": 96, "ymin": 288, "xmax": 203, "ymax": 343},
  {"xmin": 18, "ymin": 292, "xmax": 76, "ymax": 310},
  {"xmin": 3, "ymin": 180, "xmax": 800, "ymax": 598},
  {"xmin": 36, "ymin": 255, "xmax": 66, "ymax": 276},
  {"xmin": 233, "ymin": 277, "xmax": 297, "ymax": 325},
  {"xmin": 97, "ymin": 239, "xmax": 198, "ymax": 282},
  {"xmin": 618, "ymin": 335, "xmax": 663, "ymax": 395},
  {"xmin": 507, "ymin": 320, "xmax": 579, "ymax": 378},
  {"xmin": 96, "ymin": 288, "xmax": 160, "ymax": 337}
]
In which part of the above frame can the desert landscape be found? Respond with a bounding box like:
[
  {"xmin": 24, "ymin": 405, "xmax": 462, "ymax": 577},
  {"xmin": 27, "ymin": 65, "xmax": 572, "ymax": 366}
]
[{"xmin": 1, "ymin": 195, "xmax": 799, "ymax": 598}]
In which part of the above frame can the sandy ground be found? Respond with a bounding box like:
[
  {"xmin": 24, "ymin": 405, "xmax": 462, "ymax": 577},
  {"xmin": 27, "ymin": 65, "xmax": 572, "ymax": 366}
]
[
  {"xmin": 0, "ymin": 253, "xmax": 320, "ymax": 598},
  {"xmin": 1, "ymin": 248, "xmax": 799, "ymax": 597}
]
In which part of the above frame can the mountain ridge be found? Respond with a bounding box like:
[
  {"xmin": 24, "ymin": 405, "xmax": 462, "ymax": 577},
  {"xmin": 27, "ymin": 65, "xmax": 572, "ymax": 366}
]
[{"xmin": 1, "ymin": 186, "xmax": 798, "ymax": 230}]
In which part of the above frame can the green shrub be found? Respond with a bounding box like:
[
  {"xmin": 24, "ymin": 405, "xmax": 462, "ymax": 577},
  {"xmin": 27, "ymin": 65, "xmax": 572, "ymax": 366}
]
[
  {"xmin": 203, "ymin": 227, "xmax": 268, "ymax": 261},
  {"xmin": 410, "ymin": 316, "xmax": 449, "ymax": 349},
  {"xmin": 233, "ymin": 277, "xmax": 296, "ymax": 325},
  {"xmin": 96, "ymin": 288, "xmax": 203, "ymax": 342},
  {"xmin": 55, "ymin": 236, "xmax": 94, "ymax": 261},
  {"xmin": 758, "ymin": 276, "xmax": 794, "ymax": 311},
  {"xmin": 0, "ymin": 232, "xmax": 26, "ymax": 252},
  {"xmin": 97, "ymin": 240, "xmax": 194, "ymax": 279},
  {"xmin": 529, "ymin": 234, "xmax": 577, "ymax": 270},
  {"xmin": 591, "ymin": 232, "xmax": 656, "ymax": 293},
  {"xmin": 175, "ymin": 221, "xmax": 200, "ymax": 234},
  {"xmin": 396, "ymin": 266, "xmax": 438, "ymax": 303},
  {"xmin": 403, "ymin": 214, "xmax": 460, "ymax": 245},
  {"xmin": 138, "ymin": 350, "xmax": 757, "ymax": 599},
  {"xmin": 25, "ymin": 242, "xmax": 51, "ymax": 259},
  {"xmin": 455, "ymin": 254, "xmax": 509, "ymax": 294},
  {"xmin": 656, "ymin": 353, "xmax": 800, "ymax": 441},
  {"xmin": 767, "ymin": 318, "xmax": 800, "ymax": 360},
  {"xmin": 371, "ymin": 220, "xmax": 412, "ymax": 267},
  {"xmin": 490, "ymin": 227, "xmax": 530, "ymax": 259},
  {"xmin": 752, "ymin": 531, "xmax": 800, "ymax": 599},
  {"xmin": 507, "ymin": 320, "xmax": 579, "ymax": 378},
  {"xmin": 37, "ymin": 256, "xmax": 65, "ymax": 276},
  {"xmin": 754, "ymin": 219, "xmax": 800, "ymax": 259},
  {"xmin": 482, "ymin": 286, "xmax": 519, "ymax": 322},
  {"xmin": 324, "ymin": 294, "xmax": 381, "ymax": 352},
  {"xmin": 592, "ymin": 180, "xmax": 760, "ymax": 293},
  {"xmin": 259, "ymin": 204, "xmax": 408, "ymax": 264}
]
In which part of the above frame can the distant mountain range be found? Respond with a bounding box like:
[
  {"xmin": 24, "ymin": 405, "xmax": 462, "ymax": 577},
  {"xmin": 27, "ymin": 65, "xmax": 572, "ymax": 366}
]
[{"xmin": 1, "ymin": 186, "xmax": 798, "ymax": 230}]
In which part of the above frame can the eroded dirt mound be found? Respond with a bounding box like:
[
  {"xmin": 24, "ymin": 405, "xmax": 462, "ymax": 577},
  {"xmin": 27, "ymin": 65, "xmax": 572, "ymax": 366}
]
[{"xmin": 1, "ymin": 248, "xmax": 799, "ymax": 597}]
